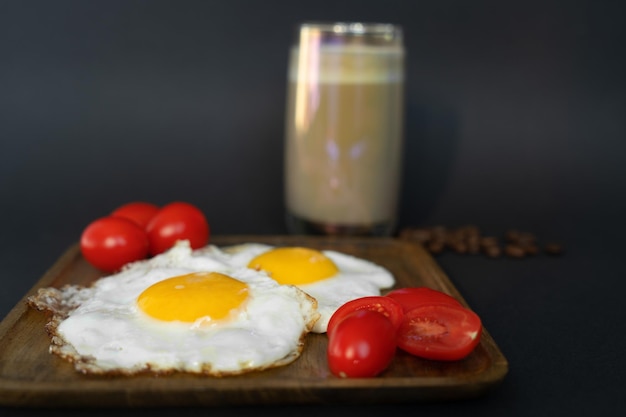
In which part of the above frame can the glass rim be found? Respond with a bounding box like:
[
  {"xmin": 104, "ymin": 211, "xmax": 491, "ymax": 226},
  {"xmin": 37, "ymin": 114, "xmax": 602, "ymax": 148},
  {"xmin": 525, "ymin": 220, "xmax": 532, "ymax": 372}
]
[{"xmin": 297, "ymin": 21, "xmax": 402, "ymax": 37}]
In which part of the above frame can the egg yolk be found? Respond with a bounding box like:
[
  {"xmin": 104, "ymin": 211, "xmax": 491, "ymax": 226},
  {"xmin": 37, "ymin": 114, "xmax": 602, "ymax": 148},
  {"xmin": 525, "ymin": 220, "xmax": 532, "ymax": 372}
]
[
  {"xmin": 247, "ymin": 247, "xmax": 339, "ymax": 285},
  {"xmin": 136, "ymin": 272, "xmax": 249, "ymax": 323}
]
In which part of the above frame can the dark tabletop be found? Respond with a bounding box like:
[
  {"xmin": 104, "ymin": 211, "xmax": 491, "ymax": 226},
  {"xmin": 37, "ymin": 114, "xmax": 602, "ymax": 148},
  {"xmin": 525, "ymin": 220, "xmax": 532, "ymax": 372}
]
[{"xmin": 1, "ymin": 1, "xmax": 625, "ymax": 416}]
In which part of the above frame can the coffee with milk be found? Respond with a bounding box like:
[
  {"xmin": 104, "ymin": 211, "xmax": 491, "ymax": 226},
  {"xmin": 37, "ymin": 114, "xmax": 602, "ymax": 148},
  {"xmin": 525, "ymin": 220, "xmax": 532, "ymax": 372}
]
[{"xmin": 284, "ymin": 25, "xmax": 405, "ymax": 236}]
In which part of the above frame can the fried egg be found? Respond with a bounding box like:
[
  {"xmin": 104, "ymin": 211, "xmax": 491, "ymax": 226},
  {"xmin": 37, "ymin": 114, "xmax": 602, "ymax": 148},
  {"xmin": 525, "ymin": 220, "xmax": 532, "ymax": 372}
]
[
  {"xmin": 28, "ymin": 241, "xmax": 319, "ymax": 376},
  {"xmin": 209, "ymin": 243, "xmax": 395, "ymax": 333}
]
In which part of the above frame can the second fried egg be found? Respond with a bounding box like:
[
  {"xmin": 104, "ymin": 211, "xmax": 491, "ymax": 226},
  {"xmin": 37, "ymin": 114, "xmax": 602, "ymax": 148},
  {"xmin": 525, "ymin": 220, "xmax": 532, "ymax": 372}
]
[{"xmin": 213, "ymin": 243, "xmax": 395, "ymax": 333}]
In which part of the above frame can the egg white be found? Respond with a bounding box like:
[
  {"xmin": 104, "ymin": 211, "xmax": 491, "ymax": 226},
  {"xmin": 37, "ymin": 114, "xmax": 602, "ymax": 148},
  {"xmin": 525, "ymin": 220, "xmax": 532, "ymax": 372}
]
[
  {"xmin": 28, "ymin": 241, "xmax": 319, "ymax": 376},
  {"xmin": 218, "ymin": 243, "xmax": 396, "ymax": 333}
]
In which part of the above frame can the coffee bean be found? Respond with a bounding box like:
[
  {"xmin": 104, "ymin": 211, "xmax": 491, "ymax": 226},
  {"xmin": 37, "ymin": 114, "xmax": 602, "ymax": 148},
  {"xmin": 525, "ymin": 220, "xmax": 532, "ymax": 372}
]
[
  {"xmin": 517, "ymin": 232, "xmax": 537, "ymax": 246},
  {"xmin": 427, "ymin": 240, "xmax": 445, "ymax": 254},
  {"xmin": 505, "ymin": 244, "xmax": 526, "ymax": 258},
  {"xmin": 484, "ymin": 245, "xmax": 502, "ymax": 258},
  {"xmin": 467, "ymin": 235, "xmax": 480, "ymax": 246},
  {"xmin": 430, "ymin": 226, "xmax": 447, "ymax": 240},
  {"xmin": 467, "ymin": 240, "xmax": 481, "ymax": 254},
  {"xmin": 522, "ymin": 244, "xmax": 539, "ymax": 256},
  {"xmin": 452, "ymin": 241, "xmax": 468, "ymax": 254},
  {"xmin": 505, "ymin": 229, "xmax": 521, "ymax": 243},
  {"xmin": 480, "ymin": 236, "xmax": 499, "ymax": 248},
  {"xmin": 444, "ymin": 234, "xmax": 458, "ymax": 248}
]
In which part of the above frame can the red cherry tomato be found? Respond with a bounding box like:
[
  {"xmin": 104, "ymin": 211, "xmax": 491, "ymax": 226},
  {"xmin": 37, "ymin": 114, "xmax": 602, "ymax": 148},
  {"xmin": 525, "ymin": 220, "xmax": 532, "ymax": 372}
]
[
  {"xmin": 396, "ymin": 304, "xmax": 482, "ymax": 361},
  {"xmin": 385, "ymin": 287, "xmax": 461, "ymax": 312},
  {"xmin": 146, "ymin": 201, "xmax": 210, "ymax": 256},
  {"xmin": 80, "ymin": 217, "xmax": 150, "ymax": 273},
  {"xmin": 327, "ymin": 310, "xmax": 397, "ymax": 378},
  {"xmin": 110, "ymin": 201, "xmax": 160, "ymax": 229},
  {"xmin": 327, "ymin": 296, "xmax": 404, "ymax": 336}
]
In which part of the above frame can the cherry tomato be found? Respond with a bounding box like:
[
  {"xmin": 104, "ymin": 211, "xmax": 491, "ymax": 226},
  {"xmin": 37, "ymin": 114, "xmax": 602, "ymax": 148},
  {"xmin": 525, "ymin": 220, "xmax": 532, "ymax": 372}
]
[
  {"xmin": 327, "ymin": 310, "xmax": 397, "ymax": 378},
  {"xmin": 327, "ymin": 296, "xmax": 404, "ymax": 336},
  {"xmin": 146, "ymin": 201, "xmax": 210, "ymax": 256},
  {"xmin": 110, "ymin": 201, "xmax": 160, "ymax": 229},
  {"xmin": 396, "ymin": 304, "xmax": 482, "ymax": 361},
  {"xmin": 80, "ymin": 216, "xmax": 150, "ymax": 272},
  {"xmin": 385, "ymin": 287, "xmax": 461, "ymax": 312}
]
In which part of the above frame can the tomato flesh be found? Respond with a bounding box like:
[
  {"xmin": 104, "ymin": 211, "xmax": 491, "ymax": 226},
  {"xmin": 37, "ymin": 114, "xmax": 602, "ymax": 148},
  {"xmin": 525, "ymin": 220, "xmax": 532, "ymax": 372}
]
[
  {"xmin": 396, "ymin": 304, "xmax": 482, "ymax": 361},
  {"xmin": 80, "ymin": 217, "xmax": 149, "ymax": 272},
  {"xmin": 326, "ymin": 296, "xmax": 404, "ymax": 336},
  {"xmin": 327, "ymin": 310, "xmax": 397, "ymax": 378},
  {"xmin": 385, "ymin": 287, "xmax": 461, "ymax": 312}
]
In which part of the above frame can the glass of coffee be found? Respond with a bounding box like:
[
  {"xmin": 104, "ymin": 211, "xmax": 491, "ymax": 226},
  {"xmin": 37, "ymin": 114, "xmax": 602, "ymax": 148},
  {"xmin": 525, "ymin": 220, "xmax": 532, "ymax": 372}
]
[{"xmin": 284, "ymin": 22, "xmax": 405, "ymax": 236}]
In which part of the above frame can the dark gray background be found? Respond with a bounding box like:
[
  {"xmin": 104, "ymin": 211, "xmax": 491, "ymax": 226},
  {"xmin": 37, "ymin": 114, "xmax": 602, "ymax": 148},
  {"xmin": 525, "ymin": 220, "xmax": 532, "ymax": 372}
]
[{"xmin": 1, "ymin": 0, "xmax": 625, "ymax": 416}]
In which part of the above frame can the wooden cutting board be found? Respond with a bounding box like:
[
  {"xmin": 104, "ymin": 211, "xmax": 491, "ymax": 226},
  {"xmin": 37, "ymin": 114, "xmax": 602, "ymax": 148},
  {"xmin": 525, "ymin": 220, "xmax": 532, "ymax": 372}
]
[{"xmin": 0, "ymin": 235, "xmax": 508, "ymax": 407}]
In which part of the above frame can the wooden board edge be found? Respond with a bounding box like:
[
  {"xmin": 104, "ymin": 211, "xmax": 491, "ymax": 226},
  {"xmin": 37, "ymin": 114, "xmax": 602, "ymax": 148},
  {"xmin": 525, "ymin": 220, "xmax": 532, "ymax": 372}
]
[
  {"xmin": 0, "ymin": 244, "xmax": 80, "ymax": 337},
  {"xmin": 0, "ymin": 236, "xmax": 509, "ymax": 408}
]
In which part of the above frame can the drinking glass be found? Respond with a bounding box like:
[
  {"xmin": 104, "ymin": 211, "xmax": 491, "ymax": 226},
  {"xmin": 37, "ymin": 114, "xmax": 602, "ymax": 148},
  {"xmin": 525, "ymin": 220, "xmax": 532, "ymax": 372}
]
[{"xmin": 284, "ymin": 22, "xmax": 405, "ymax": 236}]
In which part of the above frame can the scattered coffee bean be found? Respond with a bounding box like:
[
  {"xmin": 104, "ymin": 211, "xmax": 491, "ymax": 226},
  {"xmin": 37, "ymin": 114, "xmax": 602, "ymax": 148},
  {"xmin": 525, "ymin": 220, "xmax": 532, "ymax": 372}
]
[
  {"xmin": 399, "ymin": 225, "xmax": 564, "ymax": 260},
  {"xmin": 467, "ymin": 240, "xmax": 481, "ymax": 254},
  {"xmin": 484, "ymin": 245, "xmax": 502, "ymax": 258},
  {"xmin": 427, "ymin": 240, "xmax": 445, "ymax": 254},
  {"xmin": 505, "ymin": 229, "xmax": 521, "ymax": 243},
  {"xmin": 480, "ymin": 236, "xmax": 499, "ymax": 248},
  {"xmin": 505, "ymin": 244, "xmax": 526, "ymax": 258},
  {"xmin": 466, "ymin": 234, "xmax": 480, "ymax": 246},
  {"xmin": 452, "ymin": 241, "xmax": 468, "ymax": 254}
]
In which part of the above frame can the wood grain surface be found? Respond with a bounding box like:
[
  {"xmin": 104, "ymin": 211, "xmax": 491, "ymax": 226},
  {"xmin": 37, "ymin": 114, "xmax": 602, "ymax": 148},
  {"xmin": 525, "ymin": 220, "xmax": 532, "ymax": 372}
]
[{"xmin": 0, "ymin": 235, "xmax": 508, "ymax": 407}]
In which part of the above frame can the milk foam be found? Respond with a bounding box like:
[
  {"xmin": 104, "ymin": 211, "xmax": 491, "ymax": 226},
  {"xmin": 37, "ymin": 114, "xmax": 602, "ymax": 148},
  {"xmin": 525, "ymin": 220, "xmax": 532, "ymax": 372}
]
[{"xmin": 288, "ymin": 44, "xmax": 404, "ymax": 84}]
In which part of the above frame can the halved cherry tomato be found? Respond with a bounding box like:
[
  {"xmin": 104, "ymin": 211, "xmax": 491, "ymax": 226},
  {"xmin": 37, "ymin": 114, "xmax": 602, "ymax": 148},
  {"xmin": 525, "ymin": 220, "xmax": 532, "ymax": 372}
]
[
  {"xmin": 326, "ymin": 296, "xmax": 404, "ymax": 336},
  {"xmin": 80, "ymin": 216, "xmax": 149, "ymax": 272},
  {"xmin": 385, "ymin": 287, "xmax": 461, "ymax": 312},
  {"xmin": 396, "ymin": 303, "xmax": 482, "ymax": 361},
  {"xmin": 111, "ymin": 201, "xmax": 160, "ymax": 229},
  {"xmin": 327, "ymin": 310, "xmax": 397, "ymax": 378},
  {"xmin": 146, "ymin": 201, "xmax": 210, "ymax": 255}
]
